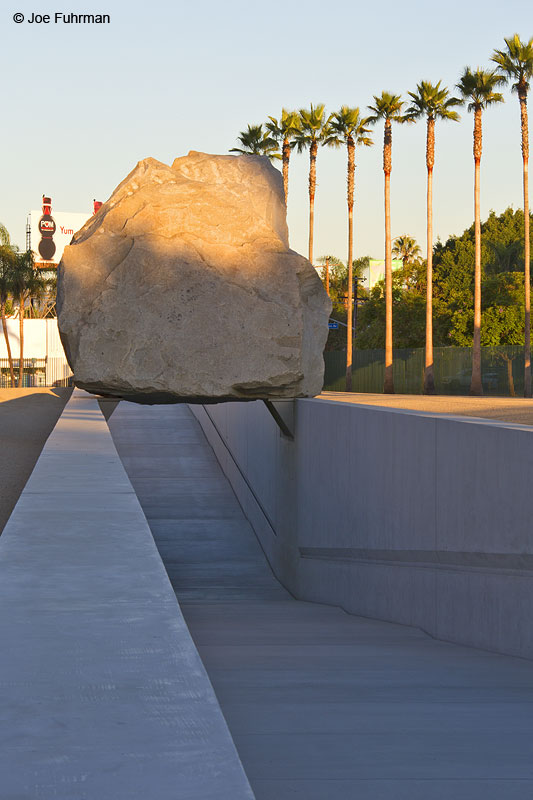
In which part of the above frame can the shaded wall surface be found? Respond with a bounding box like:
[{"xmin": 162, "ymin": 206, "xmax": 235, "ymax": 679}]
[{"xmin": 190, "ymin": 398, "xmax": 533, "ymax": 659}]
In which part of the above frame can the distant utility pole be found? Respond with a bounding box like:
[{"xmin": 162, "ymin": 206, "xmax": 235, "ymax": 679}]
[{"xmin": 325, "ymin": 257, "xmax": 330, "ymax": 296}]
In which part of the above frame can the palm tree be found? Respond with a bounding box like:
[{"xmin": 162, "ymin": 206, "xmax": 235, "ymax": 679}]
[
  {"xmin": 367, "ymin": 92, "xmax": 408, "ymax": 393},
  {"xmin": 293, "ymin": 104, "xmax": 329, "ymax": 265},
  {"xmin": 492, "ymin": 35, "xmax": 533, "ymax": 397},
  {"xmin": 406, "ymin": 82, "xmax": 461, "ymax": 394},
  {"xmin": 10, "ymin": 250, "xmax": 47, "ymax": 387},
  {"xmin": 0, "ymin": 245, "xmax": 16, "ymax": 387},
  {"xmin": 392, "ymin": 235, "xmax": 424, "ymax": 293},
  {"xmin": 457, "ymin": 67, "xmax": 505, "ymax": 396},
  {"xmin": 266, "ymin": 110, "xmax": 301, "ymax": 203},
  {"xmin": 324, "ymin": 107, "xmax": 373, "ymax": 390},
  {"xmin": 317, "ymin": 255, "xmax": 335, "ymax": 295},
  {"xmin": 317, "ymin": 254, "xmax": 367, "ymax": 317},
  {"xmin": 392, "ymin": 234, "xmax": 422, "ymax": 268},
  {"xmin": 230, "ymin": 124, "xmax": 279, "ymax": 160},
  {"xmin": 38, "ymin": 270, "xmax": 58, "ymax": 318}
]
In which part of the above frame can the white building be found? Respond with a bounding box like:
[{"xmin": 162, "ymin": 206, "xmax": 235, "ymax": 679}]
[{"xmin": 0, "ymin": 319, "xmax": 72, "ymax": 387}]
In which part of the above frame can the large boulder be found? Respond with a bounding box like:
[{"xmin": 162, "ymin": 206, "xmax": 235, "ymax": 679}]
[{"xmin": 57, "ymin": 151, "xmax": 331, "ymax": 403}]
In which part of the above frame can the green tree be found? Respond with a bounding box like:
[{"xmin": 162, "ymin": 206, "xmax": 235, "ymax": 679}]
[
  {"xmin": 37, "ymin": 269, "xmax": 58, "ymax": 318},
  {"xmin": 0, "ymin": 245, "xmax": 16, "ymax": 386},
  {"xmin": 317, "ymin": 255, "xmax": 345, "ymax": 309},
  {"xmin": 406, "ymin": 81, "xmax": 461, "ymax": 394},
  {"xmin": 456, "ymin": 67, "xmax": 505, "ymax": 395},
  {"xmin": 392, "ymin": 235, "xmax": 422, "ymax": 268},
  {"xmin": 294, "ymin": 104, "xmax": 329, "ymax": 265},
  {"xmin": 0, "ymin": 223, "xmax": 11, "ymax": 247},
  {"xmin": 492, "ymin": 34, "xmax": 533, "ymax": 396},
  {"xmin": 10, "ymin": 251, "xmax": 47, "ymax": 387},
  {"xmin": 433, "ymin": 207, "xmax": 532, "ymax": 346},
  {"xmin": 325, "ymin": 107, "xmax": 373, "ymax": 390},
  {"xmin": 230, "ymin": 124, "xmax": 279, "ymax": 160},
  {"xmin": 266, "ymin": 110, "xmax": 301, "ymax": 202},
  {"xmin": 392, "ymin": 236, "xmax": 427, "ymax": 293},
  {"xmin": 486, "ymin": 239, "xmax": 523, "ymax": 272},
  {"xmin": 353, "ymin": 208, "xmax": 531, "ymax": 357},
  {"xmin": 367, "ymin": 92, "xmax": 409, "ymax": 393},
  {"xmin": 354, "ymin": 275, "xmax": 429, "ymax": 349},
  {"xmin": 318, "ymin": 255, "xmax": 369, "ymax": 351},
  {"xmin": 318, "ymin": 255, "xmax": 368, "ymax": 312}
]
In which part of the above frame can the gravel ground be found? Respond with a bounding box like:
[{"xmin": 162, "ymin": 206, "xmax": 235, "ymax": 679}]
[{"xmin": 319, "ymin": 391, "xmax": 533, "ymax": 426}]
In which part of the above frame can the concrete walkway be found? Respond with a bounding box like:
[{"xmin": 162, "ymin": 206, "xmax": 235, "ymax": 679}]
[
  {"xmin": 0, "ymin": 390, "xmax": 254, "ymax": 800},
  {"xmin": 109, "ymin": 401, "xmax": 533, "ymax": 800}
]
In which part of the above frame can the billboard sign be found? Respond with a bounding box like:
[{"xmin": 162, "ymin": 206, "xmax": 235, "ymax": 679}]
[
  {"xmin": 364, "ymin": 259, "xmax": 403, "ymax": 290},
  {"xmin": 29, "ymin": 196, "xmax": 90, "ymax": 267}
]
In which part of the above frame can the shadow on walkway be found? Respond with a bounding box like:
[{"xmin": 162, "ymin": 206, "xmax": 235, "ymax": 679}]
[
  {"xmin": 109, "ymin": 401, "xmax": 533, "ymax": 800},
  {"xmin": 0, "ymin": 388, "xmax": 71, "ymax": 534}
]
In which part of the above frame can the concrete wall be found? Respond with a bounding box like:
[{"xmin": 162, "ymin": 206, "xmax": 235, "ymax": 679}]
[{"xmin": 190, "ymin": 398, "xmax": 533, "ymax": 659}]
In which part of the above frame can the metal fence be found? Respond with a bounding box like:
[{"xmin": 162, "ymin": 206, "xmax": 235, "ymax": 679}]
[
  {"xmin": 2, "ymin": 349, "xmax": 526, "ymax": 395},
  {"xmin": 0, "ymin": 357, "xmax": 73, "ymax": 388},
  {"xmin": 324, "ymin": 346, "xmax": 527, "ymax": 396}
]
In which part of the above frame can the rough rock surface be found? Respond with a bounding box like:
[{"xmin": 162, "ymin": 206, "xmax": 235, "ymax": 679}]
[{"xmin": 57, "ymin": 151, "xmax": 331, "ymax": 403}]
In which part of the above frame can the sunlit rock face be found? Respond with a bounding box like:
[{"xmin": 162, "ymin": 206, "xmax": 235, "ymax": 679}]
[{"xmin": 57, "ymin": 151, "xmax": 331, "ymax": 403}]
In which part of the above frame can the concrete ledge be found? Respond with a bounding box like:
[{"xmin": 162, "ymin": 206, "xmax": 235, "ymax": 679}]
[
  {"xmin": 190, "ymin": 398, "xmax": 533, "ymax": 659},
  {"xmin": 0, "ymin": 390, "xmax": 254, "ymax": 799}
]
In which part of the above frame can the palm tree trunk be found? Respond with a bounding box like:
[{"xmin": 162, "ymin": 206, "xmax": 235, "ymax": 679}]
[
  {"xmin": 18, "ymin": 293, "xmax": 24, "ymax": 388},
  {"xmin": 346, "ymin": 207, "xmax": 353, "ymax": 392},
  {"xmin": 346, "ymin": 136, "xmax": 355, "ymax": 392},
  {"xmin": 470, "ymin": 109, "xmax": 483, "ymax": 396},
  {"xmin": 308, "ymin": 141, "xmax": 317, "ymax": 264},
  {"xmin": 506, "ymin": 355, "xmax": 516, "ymax": 396},
  {"xmin": 1, "ymin": 303, "xmax": 15, "ymax": 387},
  {"xmin": 520, "ymin": 91, "xmax": 531, "ymax": 397},
  {"xmin": 325, "ymin": 258, "xmax": 330, "ymax": 296},
  {"xmin": 383, "ymin": 121, "xmax": 394, "ymax": 394},
  {"xmin": 424, "ymin": 117, "xmax": 435, "ymax": 394},
  {"xmin": 282, "ymin": 138, "xmax": 290, "ymax": 204}
]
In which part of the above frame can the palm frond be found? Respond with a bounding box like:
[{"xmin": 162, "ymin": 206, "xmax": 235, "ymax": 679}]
[
  {"xmin": 406, "ymin": 80, "xmax": 462, "ymax": 121},
  {"xmin": 293, "ymin": 103, "xmax": 329, "ymax": 150},
  {"xmin": 326, "ymin": 106, "xmax": 374, "ymax": 146},
  {"xmin": 492, "ymin": 34, "xmax": 533, "ymax": 94},
  {"xmin": 265, "ymin": 109, "xmax": 301, "ymax": 140},
  {"xmin": 392, "ymin": 235, "xmax": 421, "ymax": 263},
  {"xmin": 367, "ymin": 92, "xmax": 407, "ymax": 123},
  {"xmin": 457, "ymin": 67, "xmax": 506, "ymax": 111},
  {"xmin": 229, "ymin": 123, "xmax": 280, "ymax": 161}
]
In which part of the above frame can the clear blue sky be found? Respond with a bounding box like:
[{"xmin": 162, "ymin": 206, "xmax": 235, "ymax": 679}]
[{"xmin": 2, "ymin": 0, "xmax": 531, "ymax": 262}]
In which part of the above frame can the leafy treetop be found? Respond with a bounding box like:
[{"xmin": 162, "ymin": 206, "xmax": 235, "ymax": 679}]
[
  {"xmin": 492, "ymin": 34, "xmax": 533, "ymax": 95},
  {"xmin": 230, "ymin": 124, "xmax": 280, "ymax": 160}
]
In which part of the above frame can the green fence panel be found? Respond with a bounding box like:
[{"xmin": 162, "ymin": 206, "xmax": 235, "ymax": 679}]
[{"xmin": 324, "ymin": 346, "xmax": 526, "ymax": 396}]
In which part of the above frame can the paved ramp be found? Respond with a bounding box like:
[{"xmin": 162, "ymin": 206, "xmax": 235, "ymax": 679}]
[
  {"xmin": 0, "ymin": 391, "xmax": 254, "ymax": 800},
  {"xmin": 109, "ymin": 401, "xmax": 533, "ymax": 800}
]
